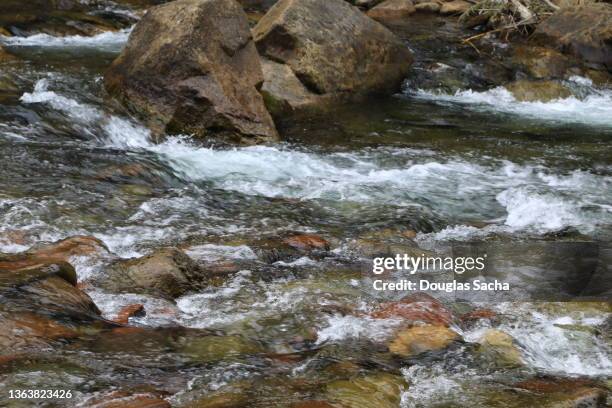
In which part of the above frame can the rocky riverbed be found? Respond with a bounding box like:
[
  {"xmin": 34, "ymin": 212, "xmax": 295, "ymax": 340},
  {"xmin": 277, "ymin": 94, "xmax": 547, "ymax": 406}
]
[{"xmin": 0, "ymin": 0, "xmax": 611, "ymax": 407}]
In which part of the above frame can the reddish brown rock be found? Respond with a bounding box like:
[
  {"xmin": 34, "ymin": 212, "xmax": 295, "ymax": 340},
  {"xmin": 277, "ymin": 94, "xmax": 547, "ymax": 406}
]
[
  {"xmin": 0, "ymin": 311, "xmax": 80, "ymax": 352},
  {"xmin": 283, "ymin": 234, "xmax": 331, "ymax": 251},
  {"xmin": 113, "ymin": 304, "xmax": 146, "ymax": 325},
  {"xmin": 460, "ymin": 308, "xmax": 497, "ymax": 323},
  {"xmin": 0, "ymin": 236, "xmax": 108, "ymax": 275},
  {"xmin": 370, "ymin": 292, "xmax": 454, "ymax": 326}
]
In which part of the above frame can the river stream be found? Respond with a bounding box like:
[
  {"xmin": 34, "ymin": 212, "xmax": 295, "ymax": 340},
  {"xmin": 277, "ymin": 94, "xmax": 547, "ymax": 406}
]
[{"xmin": 0, "ymin": 7, "xmax": 610, "ymax": 407}]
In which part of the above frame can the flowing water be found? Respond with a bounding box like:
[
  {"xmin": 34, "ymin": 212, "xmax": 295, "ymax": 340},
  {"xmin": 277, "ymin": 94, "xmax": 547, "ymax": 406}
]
[{"xmin": 0, "ymin": 11, "xmax": 611, "ymax": 407}]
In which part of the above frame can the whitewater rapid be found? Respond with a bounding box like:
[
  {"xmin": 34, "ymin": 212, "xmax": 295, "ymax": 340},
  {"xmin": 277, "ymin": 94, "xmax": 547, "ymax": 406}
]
[
  {"xmin": 4, "ymin": 76, "xmax": 610, "ymax": 256},
  {"xmin": 408, "ymin": 76, "xmax": 612, "ymax": 127}
]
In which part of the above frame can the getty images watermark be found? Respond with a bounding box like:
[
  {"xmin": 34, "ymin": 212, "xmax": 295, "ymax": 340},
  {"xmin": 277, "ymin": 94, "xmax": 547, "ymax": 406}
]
[
  {"xmin": 360, "ymin": 241, "xmax": 612, "ymax": 302},
  {"xmin": 370, "ymin": 253, "xmax": 510, "ymax": 292}
]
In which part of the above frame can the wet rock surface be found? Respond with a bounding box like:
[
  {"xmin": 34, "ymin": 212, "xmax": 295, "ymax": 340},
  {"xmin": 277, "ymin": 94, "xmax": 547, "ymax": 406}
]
[
  {"xmin": 0, "ymin": 0, "xmax": 137, "ymax": 37},
  {"xmin": 89, "ymin": 247, "xmax": 207, "ymax": 299},
  {"xmin": 0, "ymin": 0, "xmax": 610, "ymax": 406},
  {"xmin": 253, "ymin": 0, "xmax": 413, "ymax": 114},
  {"xmin": 105, "ymin": 0, "xmax": 279, "ymax": 144},
  {"xmin": 534, "ymin": 3, "xmax": 612, "ymax": 71}
]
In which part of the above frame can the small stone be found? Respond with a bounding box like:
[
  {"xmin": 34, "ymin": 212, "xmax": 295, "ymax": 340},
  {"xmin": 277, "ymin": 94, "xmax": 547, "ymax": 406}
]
[
  {"xmin": 367, "ymin": 0, "xmax": 416, "ymax": 20},
  {"xmin": 370, "ymin": 292, "xmax": 454, "ymax": 326},
  {"xmin": 414, "ymin": 2, "xmax": 441, "ymax": 12},
  {"xmin": 389, "ymin": 325, "xmax": 460, "ymax": 357},
  {"xmin": 439, "ymin": 0, "xmax": 470, "ymax": 15},
  {"xmin": 113, "ymin": 304, "xmax": 146, "ymax": 325},
  {"xmin": 460, "ymin": 308, "xmax": 497, "ymax": 324},
  {"xmin": 283, "ymin": 234, "xmax": 330, "ymax": 251}
]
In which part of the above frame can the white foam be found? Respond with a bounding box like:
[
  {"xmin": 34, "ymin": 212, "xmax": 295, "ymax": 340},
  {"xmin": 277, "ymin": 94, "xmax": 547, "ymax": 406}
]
[
  {"xmin": 185, "ymin": 244, "xmax": 257, "ymax": 262},
  {"xmin": 1, "ymin": 28, "xmax": 131, "ymax": 51},
  {"xmin": 88, "ymin": 291, "xmax": 180, "ymax": 326},
  {"xmin": 497, "ymin": 186, "xmax": 586, "ymax": 232},
  {"xmin": 401, "ymin": 364, "xmax": 469, "ymax": 408},
  {"xmin": 15, "ymin": 79, "xmax": 612, "ymax": 241},
  {"xmin": 316, "ymin": 314, "xmax": 403, "ymax": 344},
  {"xmin": 410, "ymin": 81, "xmax": 612, "ymax": 127},
  {"xmin": 464, "ymin": 303, "xmax": 612, "ymax": 377},
  {"xmin": 21, "ymin": 78, "xmax": 151, "ymax": 148}
]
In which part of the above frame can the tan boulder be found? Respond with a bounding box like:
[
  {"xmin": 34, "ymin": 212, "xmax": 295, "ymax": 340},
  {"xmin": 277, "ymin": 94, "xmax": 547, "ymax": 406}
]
[
  {"xmin": 510, "ymin": 45, "xmax": 573, "ymax": 80},
  {"xmin": 534, "ymin": 3, "xmax": 612, "ymax": 71},
  {"xmin": 389, "ymin": 324, "xmax": 460, "ymax": 357},
  {"xmin": 439, "ymin": 0, "xmax": 470, "ymax": 15},
  {"xmin": 506, "ymin": 80, "xmax": 572, "ymax": 102},
  {"xmin": 105, "ymin": 0, "xmax": 278, "ymax": 145},
  {"xmin": 367, "ymin": 0, "xmax": 416, "ymax": 20},
  {"xmin": 253, "ymin": 0, "xmax": 412, "ymax": 115}
]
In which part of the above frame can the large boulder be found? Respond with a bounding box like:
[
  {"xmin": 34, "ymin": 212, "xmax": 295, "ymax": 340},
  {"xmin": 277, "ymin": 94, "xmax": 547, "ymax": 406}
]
[
  {"xmin": 0, "ymin": 261, "xmax": 108, "ymax": 355},
  {"xmin": 252, "ymin": 0, "xmax": 412, "ymax": 115},
  {"xmin": 90, "ymin": 248, "xmax": 206, "ymax": 299},
  {"xmin": 105, "ymin": 0, "xmax": 279, "ymax": 145},
  {"xmin": 534, "ymin": 3, "xmax": 612, "ymax": 71}
]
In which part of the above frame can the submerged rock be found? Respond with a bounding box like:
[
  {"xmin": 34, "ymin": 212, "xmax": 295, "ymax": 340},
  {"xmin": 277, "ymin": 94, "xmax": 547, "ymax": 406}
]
[
  {"xmin": 0, "ymin": 261, "xmax": 108, "ymax": 355},
  {"xmin": 506, "ymin": 80, "xmax": 572, "ymax": 102},
  {"xmin": 370, "ymin": 292, "xmax": 454, "ymax": 326},
  {"xmin": 511, "ymin": 377, "xmax": 608, "ymax": 408},
  {"xmin": 252, "ymin": 234, "xmax": 331, "ymax": 263},
  {"xmin": 105, "ymin": 0, "xmax": 278, "ymax": 145},
  {"xmin": 91, "ymin": 248, "xmax": 205, "ymax": 299},
  {"xmin": 325, "ymin": 373, "xmax": 407, "ymax": 408},
  {"xmin": 476, "ymin": 329, "xmax": 524, "ymax": 368},
  {"xmin": 388, "ymin": 324, "xmax": 460, "ymax": 357},
  {"xmin": 253, "ymin": 0, "xmax": 412, "ymax": 115},
  {"xmin": 0, "ymin": 46, "xmax": 18, "ymax": 64},
  {"xmin": 112, "ymin": 304, "xmax": 146, "ymax": 325},
  {"xmin": 534, "ymin": 3, "xmax": 612, "ymax": 71}
]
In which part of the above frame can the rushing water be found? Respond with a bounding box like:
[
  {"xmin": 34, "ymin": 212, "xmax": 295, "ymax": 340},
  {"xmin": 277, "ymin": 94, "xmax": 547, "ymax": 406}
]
[{"xmin": 0, "ymin": 13, "xmax": 610, "ymax": 408}]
